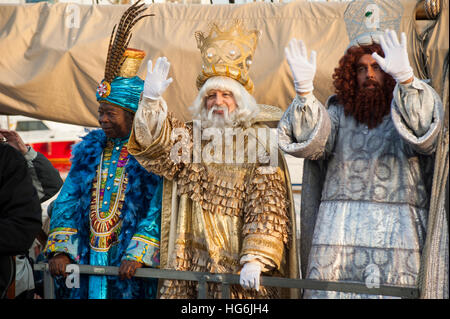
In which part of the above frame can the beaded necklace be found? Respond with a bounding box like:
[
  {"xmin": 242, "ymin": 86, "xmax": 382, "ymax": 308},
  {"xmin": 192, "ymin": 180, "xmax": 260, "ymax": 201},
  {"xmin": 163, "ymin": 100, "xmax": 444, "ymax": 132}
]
[{"xmin": 89, "ymin": 145, "xmax": 129, "ymax": 251}]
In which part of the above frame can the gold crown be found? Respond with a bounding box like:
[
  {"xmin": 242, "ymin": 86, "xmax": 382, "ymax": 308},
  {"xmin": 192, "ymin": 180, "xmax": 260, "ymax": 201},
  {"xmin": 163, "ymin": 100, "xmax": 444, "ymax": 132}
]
[{"xmin": 195, "ymin": 22, "xmax": 259, "ymax": 94}]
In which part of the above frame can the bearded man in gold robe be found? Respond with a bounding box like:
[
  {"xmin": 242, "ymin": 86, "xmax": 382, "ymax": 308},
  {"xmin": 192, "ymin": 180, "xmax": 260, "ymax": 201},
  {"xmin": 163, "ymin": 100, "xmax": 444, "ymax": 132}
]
[{"xmin": 128, "ymin": 22, "xmax": 298, "ymax": 299}]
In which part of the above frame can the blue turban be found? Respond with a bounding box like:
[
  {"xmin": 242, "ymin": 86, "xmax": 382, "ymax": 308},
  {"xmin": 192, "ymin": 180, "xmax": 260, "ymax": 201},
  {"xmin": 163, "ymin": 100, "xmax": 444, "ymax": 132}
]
[{"xmin": 96, "ymin": 76, "xmax": 144, "ymax": 113}]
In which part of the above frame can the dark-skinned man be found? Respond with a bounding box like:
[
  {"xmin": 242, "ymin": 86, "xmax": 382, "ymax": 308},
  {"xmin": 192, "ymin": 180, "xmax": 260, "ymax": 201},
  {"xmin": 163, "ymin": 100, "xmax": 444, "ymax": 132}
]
[{"xmin": 44, "ymin": 4, "xmax": 162, "ymax": 299}]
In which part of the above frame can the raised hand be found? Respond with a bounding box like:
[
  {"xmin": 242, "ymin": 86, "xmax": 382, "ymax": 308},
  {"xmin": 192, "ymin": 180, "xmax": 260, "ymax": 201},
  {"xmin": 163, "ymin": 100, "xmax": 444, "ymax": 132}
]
[
  {"xmin": 143, "ymin": 57, "xmax": 173, "ymax": 100},
  {"xmin": 0, "ymin": 129, "xmax": 28, "ymax": 155},
  {"xmin": 371, "ymin": 30, "xmax": 414, "ymax": 83},
  {"xmin": 285, "ymin": 38, "xmax": 317, "ymax": 94}
]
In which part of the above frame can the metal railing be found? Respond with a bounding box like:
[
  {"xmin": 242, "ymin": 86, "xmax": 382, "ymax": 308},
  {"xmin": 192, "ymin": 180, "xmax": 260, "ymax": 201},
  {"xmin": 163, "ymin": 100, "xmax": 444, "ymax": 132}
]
[{"xmin": 33, "ymin": 263, "xmax": 420, "ymax": 299}]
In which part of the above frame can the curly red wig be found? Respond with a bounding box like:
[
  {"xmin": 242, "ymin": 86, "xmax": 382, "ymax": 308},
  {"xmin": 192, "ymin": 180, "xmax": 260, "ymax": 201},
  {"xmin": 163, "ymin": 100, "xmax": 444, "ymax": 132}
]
[{"xmin": 332, "ymin": 43, "xmax": 396, "ymax": 129}]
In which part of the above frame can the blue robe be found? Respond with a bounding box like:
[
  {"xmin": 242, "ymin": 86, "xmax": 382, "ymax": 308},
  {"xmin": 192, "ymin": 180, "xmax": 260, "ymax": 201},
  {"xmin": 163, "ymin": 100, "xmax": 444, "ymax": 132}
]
[{"xmin": 44, "ymin": 129, "xmax": 162, "ymax": 299}]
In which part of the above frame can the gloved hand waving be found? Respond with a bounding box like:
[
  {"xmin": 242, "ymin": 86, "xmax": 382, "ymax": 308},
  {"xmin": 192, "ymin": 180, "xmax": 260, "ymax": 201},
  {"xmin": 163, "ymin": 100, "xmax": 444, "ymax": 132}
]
[
  {"xmin": 371, "ymin": 30, "xmax": 414, "ymax": 83},
  {"xmin": 143, "ymin": 57, "xmax": 173, "ymax": 100},
  {"xmin": 285, "ymin": 38, "xmax": 317, "ymax": 94}
]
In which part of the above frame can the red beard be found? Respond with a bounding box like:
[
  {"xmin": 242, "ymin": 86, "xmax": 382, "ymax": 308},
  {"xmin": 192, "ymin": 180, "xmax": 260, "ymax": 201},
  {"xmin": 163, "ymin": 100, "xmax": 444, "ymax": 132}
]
[{"xmin": 344, "ymin": 79, "xmax": 391, "ymax": 129}]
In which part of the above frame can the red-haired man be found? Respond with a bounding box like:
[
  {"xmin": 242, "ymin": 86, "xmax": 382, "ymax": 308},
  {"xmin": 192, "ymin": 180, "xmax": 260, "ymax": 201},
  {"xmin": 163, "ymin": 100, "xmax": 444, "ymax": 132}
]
[{"xmin": 278, "ymin": 30, "xmax": 445, "ymax": 298}]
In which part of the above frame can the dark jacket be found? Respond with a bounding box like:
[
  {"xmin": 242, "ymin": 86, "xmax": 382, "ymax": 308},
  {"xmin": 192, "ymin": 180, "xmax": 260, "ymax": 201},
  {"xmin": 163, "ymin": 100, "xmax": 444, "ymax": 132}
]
[
  {"xmin": 24, "ymin": 147, "xmax": 63, "ymax": 203},
  {"xmin": 0, "ymin": 144, "xmax": 42, "ymax": 297}
]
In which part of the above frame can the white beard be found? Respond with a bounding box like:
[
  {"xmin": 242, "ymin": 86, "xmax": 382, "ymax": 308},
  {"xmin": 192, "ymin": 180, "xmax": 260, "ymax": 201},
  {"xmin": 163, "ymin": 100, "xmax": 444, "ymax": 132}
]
[{"xmin": 200, "ymin": 105, "xmax": 237, "ymax": 129}]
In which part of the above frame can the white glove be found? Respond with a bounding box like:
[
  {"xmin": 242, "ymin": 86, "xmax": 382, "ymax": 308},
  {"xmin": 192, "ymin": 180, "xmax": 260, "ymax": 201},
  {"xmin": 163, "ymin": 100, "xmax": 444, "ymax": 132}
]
[
  {"xmin": 239, "ymin": 261, "xmax": 262, "ymax": 291},
  {"xmin": 284, "ymin": 38, "xmax": 317, "ymax": 93},
  {"xmin": 371, "ymin": 30, "xmax": 414, "ymax": 83},
  {"xmin": 143, "ymin": 57, "xmax": 173, "ymax": 100}
]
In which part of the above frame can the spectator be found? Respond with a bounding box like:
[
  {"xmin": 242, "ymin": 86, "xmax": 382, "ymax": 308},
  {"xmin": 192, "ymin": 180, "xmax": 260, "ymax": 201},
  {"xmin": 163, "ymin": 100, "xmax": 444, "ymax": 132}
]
[
  {"xmin": 0, "ymin": 141, "xmax": 42, "ymax": 298},
  {"xmin": 0, "ymin": 129, "xmax": 63, "ymax": 299}
]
